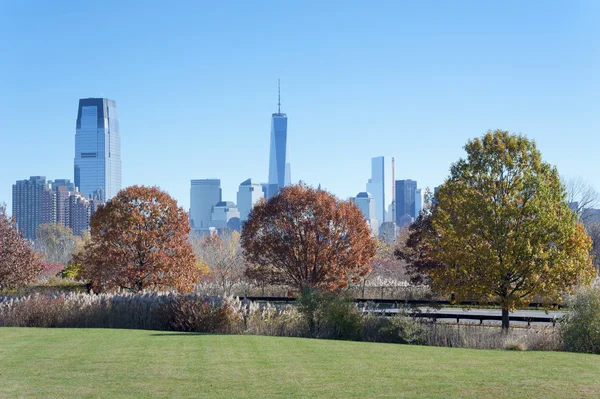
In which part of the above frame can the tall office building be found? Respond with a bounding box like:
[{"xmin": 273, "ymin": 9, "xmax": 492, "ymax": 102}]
[
  {"xmin": 190, "ymin": 179, "xmax": 222, "ymax": 230},
  {"xmin": 395, "ymin": 179, "xmax": 418, "ymax": 224},
  {"xmin": 74, "ymin": 98, "xmax": 121, "ymax": 202},
  {"xmin": 414, "ymin": 189, "xmax": 422, "ymax": 218},
  {"xmin": 352, "ymin": 192, "xmax": 378, "ymax": 235},
  {"xmin": 210, "ymin": 201, "xmax": 241, "ymax": 231},
  {"xmin": 12, "ymin": 176, "xmax": 51, "ymax": 240},
  {"xmin": 366, "ymin": 156, "xmax": 394, "ymax": 225},
  {"xmin": 237, "ymin": 178, "xmax": 264, "ymax": 223},
  {"xmin": 266, "ymin": 80, "xmax": 290, "ymax": 198}
]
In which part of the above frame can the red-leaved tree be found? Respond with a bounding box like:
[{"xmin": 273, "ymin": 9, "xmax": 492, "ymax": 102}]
[
  {"xmin": 241, "ymin": 184, "xmax": 376, "ymax": 291},
  {"xmin": 77, "ymin": 186, "xmax": 199, "ymax": 293},
  {"xmin": 0, "ymin": 203, "xmax": 43, "ymax": 290}
]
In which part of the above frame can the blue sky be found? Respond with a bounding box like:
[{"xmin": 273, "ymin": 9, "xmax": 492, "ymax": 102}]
[{"xmin": 1, "ymin": 1, "xmax": 598, "ymax": 214}]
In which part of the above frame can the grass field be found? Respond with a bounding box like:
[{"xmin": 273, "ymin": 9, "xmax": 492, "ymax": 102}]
[{"xmin": 0, "ymin": 328, "xmax": 598, "ymax": 398}]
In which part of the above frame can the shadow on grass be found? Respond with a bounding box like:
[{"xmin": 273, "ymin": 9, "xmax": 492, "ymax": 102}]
[{"xmin": 150, "ymin": 332, "xmax": 221, "ymax": 337}]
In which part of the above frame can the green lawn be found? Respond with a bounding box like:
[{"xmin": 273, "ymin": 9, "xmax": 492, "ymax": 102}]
[{"xmin": 0, "ymin": 328, "xmax": 598, "ymax": 398}]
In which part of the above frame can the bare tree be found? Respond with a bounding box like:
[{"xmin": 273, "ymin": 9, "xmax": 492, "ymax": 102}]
[
  {"xmin": 563, "ymin": 176, "xmax": 600, "ymax": 223},
  {"xmin": 190, "ymin": 231, "xmax": 246, "ymax": 296},
  {"xmin": 33, "ymin": 223, "xmax": 79, "ymax": 266}
]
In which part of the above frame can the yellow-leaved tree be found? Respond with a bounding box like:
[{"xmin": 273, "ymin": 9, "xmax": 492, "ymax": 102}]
[{"xmin": 400, "ymin": 130, "xmax": 595, "ymax": 329}]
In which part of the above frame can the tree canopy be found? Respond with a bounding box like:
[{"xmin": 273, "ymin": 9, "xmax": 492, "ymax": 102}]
[
  {"xmin": 0, "ymin": 203, "xmax": 43, "ymax": 290},
  {"xmin": 241, "ymin": 184, "xmax": 376, "ymax": 291},
  {"xmin": 78, "ymin": 186, "xmax": 199, "ymax": 292},
  {"xmin": 400, "ymin": 130, "xmax": 595, "ymax": 328}
]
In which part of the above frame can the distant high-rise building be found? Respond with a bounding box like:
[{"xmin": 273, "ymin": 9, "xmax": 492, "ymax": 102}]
[
  {"xmin": 52, "ymin": 179, "xmax": 76, "ymax": 227},
  {"xmin": 366, "ymin": 156, "xmax": 394, "ymax": 225},
  {"xmin": 190, "ymin": 179, "xmax": 222, "ymax": 230},
  {"xmin": 74, "ymin": 98, "xmax": 121, "ymax": 202},
  {"xmin": 414, "ymin": 189, "xmax": 422, "ymax": 218},
  {"xmin": 13, "ymin": 176, "xmax": 101, "ymax": 239},
  {"xmin": 266, "ymin": 80, "xmax": 290, "ymax": 198},
  {"xmin": 352, "ymin": 192, "xmax": 378, "ymax": 235},
  {"xmin": 210, "ymin": 201, "xmax": 241, "ymax": 231},
  {"xmin": 12, "ymin": 176, "xmax": 51, "ymax": 240},
  {"xmin": 237, "ymin": 179, "xmax": 264, "ymax": 223},
  {"xmin": 395, "ymin": 179, "xmax": 418, "ymax": 224}
]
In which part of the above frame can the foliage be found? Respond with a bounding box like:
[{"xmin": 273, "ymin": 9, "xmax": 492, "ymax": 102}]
[
  {"xmin": 241, "ymin": 183, "xmax": 376, "ymax": 291},
  {"xmin": 560, "ymin": 283, "xmax": 600, "ymax": 354},
  {"xmin": 77, "ymin": 186, "xmax": 199, "ymax": 293},
  {"xmin": 60, "ymin": 263, "xmax": 83, "ymax": 280},
  {"xmin": 190, "ymin": 232, "xmax": 245, "ymax": 296},
  {"xmin": 38, "ymin": 264, "xmax": 64, "ymax": 280},
  {"xmin": 0, "ymin": 205, "xmax": 43, "ymax": 290},
  {"xmin": 168, "ymin": 295, "xmax": 232, "ymax": 333},
  {"xmin": 378, "ymin": 315, "xmax": 427, "ymax": 345},
  {"xmin": 400, "ymin": 130, "xmax": 595, "ymax": 328},
  {"xmin": 296, "ymin": 286, "xmax": 362, "ymax": 339},
  {"xmin": 33, "ymin": 223, "xmax": 79, "ymax": 266}
]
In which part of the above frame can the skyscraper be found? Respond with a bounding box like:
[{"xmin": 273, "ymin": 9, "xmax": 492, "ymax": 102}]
[
  {"xmin": 266, "ymin": 80, "xmax": 290, "ymax": 198},
  {"xmin": 237, "ymin": 178, "xmax": 264, "ymax": 223},
  {"xmin": 414, "ymin": 188, "xmax": 422, "ymax": 218},
  {"xmin": 189, "ymin": 179, "xmax": 222, "ymax": 230},
  {"xmin": 74, "ymin": 98, "xmax": 121, "ymax": 202},
  {"xmin": 366, "ymin": 156, "xmax": 394, "ymax": 225},
  {"xmin": 12, "ymin": 176, "xmax": 51, "ymax": 240},
  {"xmin": 352, "ymin": 192, "xmax": 378, "ymax": 235},
  {"xmin": 395, "ymin": 179, "xmax": 418, "ymax": 224}
]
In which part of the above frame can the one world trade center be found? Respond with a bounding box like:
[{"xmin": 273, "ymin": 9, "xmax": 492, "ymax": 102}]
[{"xmin": 266, "ymin": 80, "xmax": 290, "ymax": 198}]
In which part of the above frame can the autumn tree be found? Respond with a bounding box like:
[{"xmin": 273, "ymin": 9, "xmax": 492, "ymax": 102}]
[
  {"xmin": 400, "ymin": 130, "xmax": 595, "ymax": 329},
  {"xmin": 34, "ymin": 223, "xmax": 79, "ymax": 266},
  {"xmin": 78, "ymin": 186, "xmax": 199, "ymax": 293},
  {"xmin": 0, "ymin": 203, "xmax": 43, "ymax": 290},
  {"xmin": 190, "ymin": 231, "xmax": 245, "ymax": 296},
  {"xmin": 241, "ymin": 184, "xmax": 376, "ymax": 292}
]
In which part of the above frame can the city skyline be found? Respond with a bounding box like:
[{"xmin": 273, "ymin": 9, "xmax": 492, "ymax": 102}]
[{"xmin": 1, "ymin": 1, "xmax": 598, "ymax": 214}]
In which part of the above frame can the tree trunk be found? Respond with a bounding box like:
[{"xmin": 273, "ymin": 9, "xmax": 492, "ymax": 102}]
[{"xmin": 501, "ymin": 308, "xmax": 510, "ymax": 330}]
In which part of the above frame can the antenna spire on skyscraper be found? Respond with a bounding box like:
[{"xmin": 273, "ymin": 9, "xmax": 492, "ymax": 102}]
[{"xmin": 278, "ymin": 78, "xmax": 281, "ymax": 114}]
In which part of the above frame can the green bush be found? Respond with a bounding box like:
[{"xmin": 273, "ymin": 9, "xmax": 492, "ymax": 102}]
[
  {"xmin": 560, "ymin": 285, "xmax": 600, "ymax": 354},
  {"xmin": 378, "ymin": 315, "xmax": 427, "ymax": 345},
  {"xmin": 296, "ymin": 287, "xmax": 362, "ymax": 340}
]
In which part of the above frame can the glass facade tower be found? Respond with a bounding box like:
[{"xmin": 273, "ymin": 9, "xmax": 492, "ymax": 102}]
[
  {"xmin": 74, "ymin": 98, "xmax": 121, "ymax": 202},
  {"xmin": 366, "ymin": 156, "xmax": 393, "ymax": 225},
  {"xmin": 395, "ymin": 179, "xmax": 418, "ymax": 223},
  {"xmin": 266, "ymin": 83, "xmax": 290, "ymax": 198},
  {"xmin": 190, "ymin": 179, "xmax": 222, "ymax": 230}
]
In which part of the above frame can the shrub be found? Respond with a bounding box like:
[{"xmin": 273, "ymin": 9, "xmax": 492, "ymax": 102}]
[
  {"xmin": 560, "ymin": 284, "xmax": 600, "ymax": 354},
  {"xmin": 296, "ymin": 287, "xmax": 363, "ymax": 340},
  {"xmin": 379, "ymin": 315, "xmax": 427, "ymax": 344},
  {"xmin": 169, "ymin": 295, "xmax": 232, "ymax": 333}
]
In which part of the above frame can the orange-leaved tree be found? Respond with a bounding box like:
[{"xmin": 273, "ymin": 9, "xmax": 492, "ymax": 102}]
[
  {"xmin": 0, "ymin": 203, "xmax": 43, "ymax": 290},
  {"xmin": 78, "ymin": 186, "xmax": 199, "ymax": 293},
  {"xmin": 241, "ymin": 184, "xmax": 376, "ymax": 291}
]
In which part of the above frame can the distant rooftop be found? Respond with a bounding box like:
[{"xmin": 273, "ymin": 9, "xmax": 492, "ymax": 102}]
[{"xmin": 215, "ymin": 201, "xmax": 236, "ymax": 208}]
